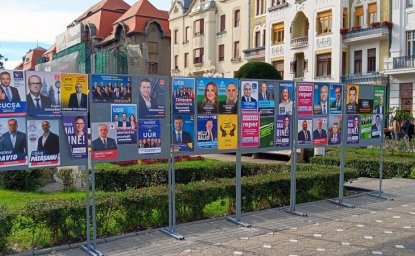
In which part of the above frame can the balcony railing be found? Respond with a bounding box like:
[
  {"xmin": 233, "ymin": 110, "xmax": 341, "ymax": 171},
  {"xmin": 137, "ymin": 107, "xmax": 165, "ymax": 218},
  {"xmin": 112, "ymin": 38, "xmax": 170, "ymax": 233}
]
[
  {"xmin": 393, "ymin": 56, "xmax": 415, "ymax": 69},
  {"xmin": 243, "ymin": 47, "xmax": 265, "ymax": 60},
  {"xmin": 290, "ymin": 37, "xmax": 308, "ymax": 48},
  {"xmin": 341, "ymin": 72, "xmax": 388, "ymax": 84},
  {"xmin": 342, "ymin": 24, "xmax": 390, "ymax": 43}
]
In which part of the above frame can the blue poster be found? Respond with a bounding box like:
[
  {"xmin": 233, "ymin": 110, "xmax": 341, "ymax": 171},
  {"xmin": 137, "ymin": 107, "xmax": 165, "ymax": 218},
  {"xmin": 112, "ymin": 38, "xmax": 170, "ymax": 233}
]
[
  {"xmin": 90, "ymin": 74, "xmax": 132, "ymax": 103},
  {"xmin": 240, "ymin": 80, "xmax": 258, "ymax": 112},
  {"xmin": 313, "ymin": 83, "xmax": 329, "ymax": 115},
  {"xmin": 0, "ymin": 117, "xmax": 27, "ymax": 167},
  {"xmin": 172, "ymin": 114, "xmax": 194, "ymax": 152},
  {"xmin": 0, "ymin": 70, "xmax": 27, "ymax": 116},
  {"xmin": 172, "ymin": 77, "xmax": 195, "ymax": 115},
  {"xmin": 196, "ymin": 78, "xmax": 220, "ymax": 115},
  {"xmin": 138, "ymin": 120, "xmax": 161, "ymax": 154},
  {"xmin": 258, "ymin": 81, "xmax": 274, "ymax": 116},
  {"xmin": 138, "ymin": 77, "xmax": 166, "ymax": 119},
  {"xmin": 347, "ymin": 115, "xmax": 360, "ymax": 144},
  {"xmin": 328, "ymin": 115, "xmax": 342, "ymax": 145},
  {"xmin": 111, "ymin": 104, "xmax": 137, "ymax": 145},
  {"xmin": 275, "ymin": 115, "xmax": 290, "ymax": 147},
  {"xmin": 62, "ymin": 115, "xmax": 88, "ymax": 159},
  {"xmin": 197, "ymin": 115, "xmax": 218, "ymax": 149},
  {"xmin": 218, "ymin": 78, "xmax": 239, "ymax": 114},
  {"xmin": 278, "ymin": 82, "xmax": 294, "ymax": 115},
  {"xmin": 329, "ymin": 84, "xmax": 343, "ymax": 114}
]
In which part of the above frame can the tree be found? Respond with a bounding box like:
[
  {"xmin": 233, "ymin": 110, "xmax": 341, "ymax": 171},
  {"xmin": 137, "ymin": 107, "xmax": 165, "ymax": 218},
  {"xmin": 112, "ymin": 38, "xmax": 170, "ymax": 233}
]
[
  {"xmin": 234, "ymin": 62, "xmax": 282, "ymax": 80},
  {"xmin": 0, "ymin": 53, "xmax": 7, "ymax": 69}
]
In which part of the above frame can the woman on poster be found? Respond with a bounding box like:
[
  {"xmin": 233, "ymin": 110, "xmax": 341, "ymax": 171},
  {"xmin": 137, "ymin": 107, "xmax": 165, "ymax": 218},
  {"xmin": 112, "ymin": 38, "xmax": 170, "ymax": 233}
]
[{"xmin": 198, "ymin": 82, "xmax": 218, "ymax": 114}]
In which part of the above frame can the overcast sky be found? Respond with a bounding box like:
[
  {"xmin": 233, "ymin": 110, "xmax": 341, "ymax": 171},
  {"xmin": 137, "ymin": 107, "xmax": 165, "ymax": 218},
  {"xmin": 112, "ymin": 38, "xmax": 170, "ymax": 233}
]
[{"xmin": 1, "ymin": 0, "xmax": 172, "ymax": 69}]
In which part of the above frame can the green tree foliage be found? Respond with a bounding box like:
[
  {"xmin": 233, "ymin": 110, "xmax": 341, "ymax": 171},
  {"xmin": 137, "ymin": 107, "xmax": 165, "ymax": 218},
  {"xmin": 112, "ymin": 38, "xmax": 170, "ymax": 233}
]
[
  {"xmin": 234, "ymin": 62, "xmax": 282, "ymax": 80},
  {"xmin": 0, "ymin": 52, "xmax": 7, "ymax": 69}
]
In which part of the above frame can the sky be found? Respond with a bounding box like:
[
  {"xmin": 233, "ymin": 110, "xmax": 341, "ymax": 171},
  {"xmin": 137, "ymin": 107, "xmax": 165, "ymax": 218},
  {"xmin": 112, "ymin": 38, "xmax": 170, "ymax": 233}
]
[{"xmin": 0, "ymin": 0, "xmax": 172, "ymax": 69}]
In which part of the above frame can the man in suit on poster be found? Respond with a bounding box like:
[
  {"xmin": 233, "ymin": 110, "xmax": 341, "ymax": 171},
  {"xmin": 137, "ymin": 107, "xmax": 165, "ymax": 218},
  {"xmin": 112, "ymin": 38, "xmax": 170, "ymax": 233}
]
[
  {"xmin": 298, "ymin": 120, "xmax": 311, "ymax": 141},
  {"xmin": 37, "ymin": 121, "xmax": 59, "ymax": 155},
  {"xmin": 68, "ymin": 83, "xmax": 87, "ymax": 109},
  {"xmin": 330, "ymin": 86, "xmax": 342, "ymax": 110},
  {"xmin": 0, "ymin": 71, "xmax": 21, "ymax": 102},
  {"xmin": 173, "ymin": 116, "xmax": 192, "ymax": 144},
  {"xmin": 0, "ymin": 119, "xmax": 26, "ymax": 154},
  {"xmin": 373, "ymin": 96, "xmax": 384, "ymax": 115},
  {"xmin": 92, "ymin": 123, "xmax": 118, "ymax": 151},
  {"xmin": 26, "ymin": 75, "xmax": 52, "ymax": 112},
  {"xmin": 138, "ymin": 79, "xmax": 159, "ymax": 118},
  {"xmin": 314, "ymin": 85, "xmax": 329, "ymax": 115},
  {"xmin": 313, "ymin": 119, "xmax": 327, "ymax": 139},
  {"xmin": 258, "ymin": 82, "xmax": 273, "ymax": 101}
]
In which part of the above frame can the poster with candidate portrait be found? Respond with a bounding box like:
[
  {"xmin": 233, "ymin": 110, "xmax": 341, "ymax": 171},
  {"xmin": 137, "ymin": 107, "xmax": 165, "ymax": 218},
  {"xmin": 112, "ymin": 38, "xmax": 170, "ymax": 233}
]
[
  {"xmin": 329, "ymin": 84, "xmax": 343, "ymax": 114},
  {"xmin": 218, "ymin": 114, "xmax": 238, "ymax": 150},
  {"xmin": 373, "ymin": 86, "xmax": 385, "ymax": 115},
  {"xmin": 61, "ymin": 73, "xmax": 88, "ymax": 112},
  {"xmin": 26, "ymin": 71, "xmax": 61, "ymax": 117},
  {"xmin": 240, "ymin": 80, "xmax": 258, "ymax": 112},
  {"xmin": 138, "ymin": 120, "xmax": 161, "ymax": 154},
  {"xmin": 278, "ymin": 82, "xmax": 294, "ymax": 115},
  {"xmin": 347, "ymin": 115, "xmax": 360, "ymax": 144},
  {"xmin": 297, "ymin": 83, "xmax": 313, "ymax": 116},
  {"xmin": 0, "ymin": 117, "xmax": 27, "ymax": 167},
  {"xmin": 90, "ymin": 74, "xmax": 132, "ymax": 103},
  {"xmin": 275, "ymin": 115, "xmax": 290, "ymax": 147},
  {"xmin": 260, "ymin": 117, "xmax": 274, "ymax": 148},
  {"xmin": 371, "ymin": 114, "xmax": 383, "ymax": 139},
  {"xmin": 197, "ymin": 115, "xmax": 218, "ymax": 149},
  {"xmin": 172, "ymin": 114, "xmax": 194, "ymax": 152},
  {"xmin": 138, "ymin": 77, "xmax": 166, "ymax": 119},
  {"xmin": 91, "ymin": 122, "xmax": 118, "ymax": 160},
  {"xmin": 27, "ymin": 119, "xmax": 60, "ymax": 168},
  {"xmin": 0, "ymin": 70, "xmax": 26, "ymax": 116},
  {"xmin": 313, "ymin": 84, "xmax": 330, "ymax": 115},
  {"xmin": 218, "ymin": 78, "xmax": 239, "ymax": 115},
  {"xmin": 258, "ymin": 81, "xmax": 274, "ymax": 116},
  {"xmin": 196, "ymin": 78, "xmax": 220, "ymax": 115},
  {"xmin": 346, "ymin": 84, "xmax": 359, "ymax": 114},
  {"xmin": 62, "ymin": 115, "xmax": 88, "ymax": 159},
  {"xmin": 111, "ymin": 104, "xmax": 137, "ymax": 145},
  {"xmin": 297, "ymin": 119, "xmax": 312, "ymax": 145},
  {"xmin": 327, "ymin": 115, "xmax": 342, "ymax": 146},
  {"xmin": 312, "ymin": 117, "xmax": 328, "ymax": 146},
  {"xmin": 360, "ymin": 114, "xmax": 372, "ymax": 139},
  {"xmin": 172, "ymin": 77, "xmax": 195, "ymax": 115}
]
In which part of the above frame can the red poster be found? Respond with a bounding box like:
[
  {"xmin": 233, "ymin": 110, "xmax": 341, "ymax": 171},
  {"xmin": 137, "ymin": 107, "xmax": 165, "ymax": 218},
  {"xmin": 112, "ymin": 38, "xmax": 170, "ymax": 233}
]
[
  {"xmin": 241, "ymin": 113, "xmax": 260, "ymax": 147},
  {"xmin": 297, "ymin": 83, "xmax": 314, "ymax": 116}
]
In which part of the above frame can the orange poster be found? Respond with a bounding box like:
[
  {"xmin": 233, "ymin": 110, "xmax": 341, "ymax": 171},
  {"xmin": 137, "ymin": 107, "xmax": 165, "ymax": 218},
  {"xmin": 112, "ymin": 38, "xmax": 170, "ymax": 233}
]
[
  {"xmin": 61, "ymin": 73, "xmax": 88, "ymax": 111},
  {"xmin": 218, "ymin": 114, "xmax": 238, "ymax": 150}
]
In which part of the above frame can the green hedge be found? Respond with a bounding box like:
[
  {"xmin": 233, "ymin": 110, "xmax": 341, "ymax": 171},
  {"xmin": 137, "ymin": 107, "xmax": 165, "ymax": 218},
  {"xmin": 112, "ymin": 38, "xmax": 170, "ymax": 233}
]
[
  {"xmin": 0, "ymin": 206, "xmax": 14, "ymax": 253},
  {"xmin": 95, "ymin": 160, "xmax": 289, "ymax": 191},
  {"xmin": 310, "ymin": 156, "xmax": 415, "ymax": 178},
  {"xmin": 2, "ymin": 164, "xmax": 357, "ymax": 253}
]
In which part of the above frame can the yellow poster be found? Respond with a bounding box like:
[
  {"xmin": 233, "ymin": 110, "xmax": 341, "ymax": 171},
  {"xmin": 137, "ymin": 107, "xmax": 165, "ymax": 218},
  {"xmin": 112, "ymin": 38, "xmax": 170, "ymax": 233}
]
[
  {"xmin": 61, "ymin": 73, "xmax": 88, "ymax": 111},
  {"xmin": 218, "ymin": 114, "xmax": 238, "ymax": 150}
]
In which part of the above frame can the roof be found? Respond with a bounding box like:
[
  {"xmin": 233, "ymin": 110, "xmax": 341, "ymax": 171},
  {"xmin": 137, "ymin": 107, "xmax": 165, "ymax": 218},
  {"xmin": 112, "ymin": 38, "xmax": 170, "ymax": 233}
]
[
  {"xmin": 23, "ymin": 47, "xmax": 47, "ymax": 70},
  {"xmin": 72, "ymin": 0, "xmax": 130, "ymax": 24}
]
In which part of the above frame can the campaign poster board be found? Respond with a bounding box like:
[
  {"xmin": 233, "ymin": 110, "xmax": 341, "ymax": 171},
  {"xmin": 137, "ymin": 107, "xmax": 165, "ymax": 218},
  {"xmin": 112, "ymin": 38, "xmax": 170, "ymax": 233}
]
[
  {"xmin": 297, "ymin": 83, "xmax": 313, "ymax": 116},
  {"xmin": 260, "ymin": 117, "xmax": 274, "ymax": 148},
  {"xmin": 61, "ymin": 73, "xmax": 88, "ymax": 111},
  {"xmin": 0, "ymin": 70, "xmax": 26, "ymax": 116},
  {"xmin": 312, "ymin": 116, "xmax": 328, "ymax": 145},
  {"xmin": 218, "ymin": 114, "xmax": 238, "ymax": 150},
  {"xmin": 277, "ymin": 82, "xmax": 294, "ymax": 115},
  {"xmin": 313, "ymin": 83, "xmax": 330, "ymax": 115},
  {"xmin": 137, "ymin": 77, "xmax": 166, "ymax": 119},
  {"xmin": 196, "ymin": 78, "xmax": 220, "ymax": 115},
  {"xmin": 240, "ymin": 80, "xmax": 258, "ymax": 112},
  {"xmin": 275, "ymin": 115, "xmax": 290, "ymax": 147},
  {"xmin": 90, "ymin": 74, "xmax": 132, "ymax": 103},
  {"xmin": 172, "ymin": 114, "xmax": 194, "ymax": 152},
  {"xmin": 197, "ymin": 115, "xmax": 218, "ymax": 149},
  {"xmin": 329, "ymin": 84, "xmax": 343, "ymax": 114},
  {"xmin": 327, "ymin": 115, "xmax": 342, "ymax": 146},
  {"xmin": 138, "ymin": 120, "xmax": 161, "ymax": 154},
  {"xmin": 346, "ymin": 84, "xmax": 359, "ymax": 114},
  {"xmin": 27, "ymin": 119, "xmax": 60, "ymax": 167},
  {"xmin": 62, "ymin": 115, "xmax": 88, "ymax": 159},
  {"xmin": 241, "ymin": 113, "xmax": 260, "ymax": 147},
  {"xmin": 26, "ymin": 71, "xmax": 61, "ymax": 117},
  {"xmin": 0, "ymin": 117, "xmax": 27, "ymax": 167},
  {"xmin": 91, "ymin": 122, "xmax": 119, "ymax": 161},
  {"xmin": 111, "ymin": 104, "xmax": 138, "ymax": 145},
  {"xmin": 172, "ymin": 77, "xmax": 195, "ymax": 115}
]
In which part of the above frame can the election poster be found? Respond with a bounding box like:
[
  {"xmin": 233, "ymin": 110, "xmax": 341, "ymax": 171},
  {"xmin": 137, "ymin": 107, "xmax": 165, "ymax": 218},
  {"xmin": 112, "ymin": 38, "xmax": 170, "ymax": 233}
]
[
  {"xmin": 27, "ymin": 119, "xmax": 60, "ymax": 167},
  {"xmin": 297, "ymin": 119, "xmax": 312, "ymax": 145},
  {"xmin": 275, "ymin": 115, "xmax": 290, "ymax": 147},
  {"xmin": 111, "ymin": 104, "xmax": 137, "ymax": 145},
  {"xmin": 297, "ymin": 83, "xmax": 313, "ymax": 116},
  {"xmin": 197, "ymin": 115, "xmax": 218, "ymax": 149},
  {"xmin": 172, "ymin": 77, "xmax": 195, "ymax": 115},
  {"xmin": 347, "ymin": 115, "xmax": 360, "ymax": 144},
  {"xmin": 91, "ymin": 122, "xmax": 118, "ymax": 161},
  {"xmin": 172, "ymin": 114, "xmax": 194, "ymax": 152},
  {"xmin": 61, "ymin": 73, "xmax": 88, "ymax": 111},
  {"xmin": 327, "ymin": 115, "xmax": 342, "ymax": 145},
  {"xmin": 258, "ymin": 81, "xmax": 274, "ymax": 116},
  {"xmin": 240, "ymin": 80, "xmax": 258, "ymax": 112},
  {"xmin": 358, "ymin": 99, "xmax": 373, "ymax": 114},
  {"xmin": 218, "ymin": 114, "xmax": 238, "ymax": 150},
  {"xmin": 196, "ymin": 78, "xmax": 219, "ymax": 115},
  {"xmin": 260, "ymin": 117, "xmax": 274, "ymax": 148},
  {"xmin": 373, "ymin": 86, "xmax": 385, "ymax": 115},
  {"xmin": 218, "ymin": 78, "xmax": 238, "ymax": 114},
  {"xmin": 329, "ymin": 84, "xmax": 343, "ymax": 114},
  {"xmin": 0, "ymin": 70, "xmax": 26, "ymax": 116},
  {"xmin": 313, "ymin": 84, "xmax": 330, "ymax": 115},
  {"xmin": 90, "ymin": 74, "xmax": 132, "ymax": 103},
  {"xmin": 346, "ymin": 84, "xmax": 359, "ymax": 114},
  {"xmin": 0, "ymin": 117, "xmax": 27, "ymax": 167},
  {"xmin": 138, "ymin": 77, "xmax": 166, "ymax": 119},
  {"xmin": 371, "ymin": 114, "xmax": 382, "ymax": 139},
  {"xmin": 278, "ymin": 82, "xmax": 294, "ymax": 115},
  {"xmin": 62, "ymin": 115, "xmax": 88, "ymax": 159},
  {"xmin": 312, "ymin": 117, "xmax": 328, "ymax": 145},
  {"xmin": 360, "ymin": 114, "xmax": 372, "ymax": 139},
  {"xmin": 26, "ymin": 71, "xmax": 61, "ymax": 117},
  {"xmin": 138, "ymin": 120, "xmax": 161, "ymax": 154},
  {"xmin": 241, "ymin": 113, "xmax": 260, "ymax": 147}
]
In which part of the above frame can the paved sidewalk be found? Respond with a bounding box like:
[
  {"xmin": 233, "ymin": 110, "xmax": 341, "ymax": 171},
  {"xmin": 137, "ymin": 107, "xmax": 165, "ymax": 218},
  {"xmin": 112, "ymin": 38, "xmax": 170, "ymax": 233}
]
[{"xmin": 13, "ymin": 178, "xmax": 415, "ymax": 256}]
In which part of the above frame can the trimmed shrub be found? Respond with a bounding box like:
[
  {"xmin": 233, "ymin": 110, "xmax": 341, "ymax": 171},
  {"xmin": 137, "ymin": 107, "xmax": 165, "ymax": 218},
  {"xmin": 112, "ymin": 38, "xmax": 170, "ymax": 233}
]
[
  {"xmin": 0, "ymin": 206, "xmax": 14, "ymax": 253},
  {"xmin": 234, "ymin": 62, "xmax": 282, "ymax": 79},
  {"xmin": 0, "ymin": 169, "xmax": 43, "ymax": 191}
]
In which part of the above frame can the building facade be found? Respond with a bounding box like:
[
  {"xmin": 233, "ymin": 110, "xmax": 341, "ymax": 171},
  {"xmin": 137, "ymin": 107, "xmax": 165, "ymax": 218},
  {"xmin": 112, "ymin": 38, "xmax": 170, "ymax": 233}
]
[
  {"xmin": 243, "ymin": 0, "xmax": 266, "ymax": 63},
  {"xmin": 169, "ymin": 0, "xmax": 249, "ymax": 78}
]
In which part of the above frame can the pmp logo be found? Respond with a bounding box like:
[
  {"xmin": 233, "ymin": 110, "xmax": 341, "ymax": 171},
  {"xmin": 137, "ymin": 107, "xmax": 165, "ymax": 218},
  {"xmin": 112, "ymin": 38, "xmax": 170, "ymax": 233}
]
[
  {"xmin": 14, "ymin": 71, "xmax": 23, "ymax": 79},
  {"xmin": 29, "ymin": 134, "xmax": 38, "ymax": 142},
  {"xmin": 28, "ymin": 122, "xmax": 37, "ymax": 132}
]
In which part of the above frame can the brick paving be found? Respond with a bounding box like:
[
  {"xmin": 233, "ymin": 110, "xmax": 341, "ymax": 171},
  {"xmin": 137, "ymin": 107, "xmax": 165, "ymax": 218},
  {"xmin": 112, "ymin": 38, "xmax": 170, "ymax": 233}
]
[{"xmin": 12, "ymin": 178, "xmax": 415, "ymax": 256}]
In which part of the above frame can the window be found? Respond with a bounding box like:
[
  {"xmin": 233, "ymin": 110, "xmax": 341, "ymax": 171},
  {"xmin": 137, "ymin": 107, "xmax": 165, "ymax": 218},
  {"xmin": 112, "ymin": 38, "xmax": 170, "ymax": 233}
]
[
  {"xmin": 234, "ymin": 10, "xmax": 240, "ymax": 27},
  {"xmin": 174, "ymin": 55, "xmax": 178, "ymax": 69},
  {"xmin": 342, "ymin": 52, "xmax": 347, "ymax": 75},
  {"xmin": 184, "ymin": 53, "xmax": 189, "ymax": 67},
  {"xmin": 316, "ymin": 53, "xmax": 332, "ymax": 77},
  {"xmin": 354, "ymin": 50, "xmax": 362, "ymax": 73},
  {"xmin": 194, "ymin": 19, "xmax": 204, "ymax": 36},
  {"xmin": 185, "ymin": 26, "xmax": 189, "ymax": 43},
  {"xmin": 367, "ymin": 48, "xmax": 376, "ymax": 72},
  {"xmin": 272, "ymin": 22, "xmax": 284, "ymax": 44},
  {"xmin": 256, "ymin": 0, "xmax": 266, "ymax": 15},
  {"xmin": 317, "ymin": 10, "xmax": 332, "ymax": 34},
  {"xmin": 148, "ymin": 62, "xmax": 158, "ymax": 74},
  {"xmin": 220, "ymin": 15, "xmax": 226, "ymax": 32},
  {"xmin": 368, "ymin": 3, "xmax": 377, "ymax": 23},
  {"xmin": 408, "ymin": 30, "xmax": 415, "ymax": 56},
  {"xmin": 218, "ymin": 44, "xmax": 224, "ymax": 61},
  {"xmin": 272, "ymin": 60, "xmax": 284, "ymax": 78},
  {"xmin": 255, "ymin": 31, "xmax": 261, "ymax": 47},
  {"xmin": 174, "ymin": 29, "xmax": 178, "ymax": 44},
  {"xmin": 408, "ymin": 0, "xmax": 414, "ymax": 8},
  {"xmin": 343, "ymin": 8, "xmax": 348, "ymax": 28},
  {"xmin": 193, "ymin": 48, "xmax": 204, "ymax": 64},
  {"xmin": 233, "ymin": 41, "xmax": 240, "ymax": 59},
  {"xmin": 355, "ymin": 6, "xmax": 363, "ymax": 26},
  {"xmin": 148, "ymin": 42, "xmax": 158, "ymax": 54},
  {"xmin": 271, "ymin": 0, "xmax": 286, "ymax": 6}
]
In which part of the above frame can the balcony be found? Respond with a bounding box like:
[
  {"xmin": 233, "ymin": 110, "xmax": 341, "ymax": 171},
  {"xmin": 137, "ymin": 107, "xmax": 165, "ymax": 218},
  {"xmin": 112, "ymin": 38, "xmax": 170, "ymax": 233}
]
[
  {"xmin": 243, "ymin": 47, "xmax": 265, "ymax": 60},
  {"xmin": 342, "ymin": 24, "xmax": 390, "ymax": 44},
  {"xmin": 268, "ymin": 2, "xmax": 288, "ymax": 12},
  {"xmin": 290, "ymin": 37, "xmax": 308, "ymax": 49},
  {"xmin": 384, "ymin": 56, "xmax": 415, "ymax": 75},
  {"xmin": 341, "ymin": 72, "xmax": 388, "ymax": 85}
]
